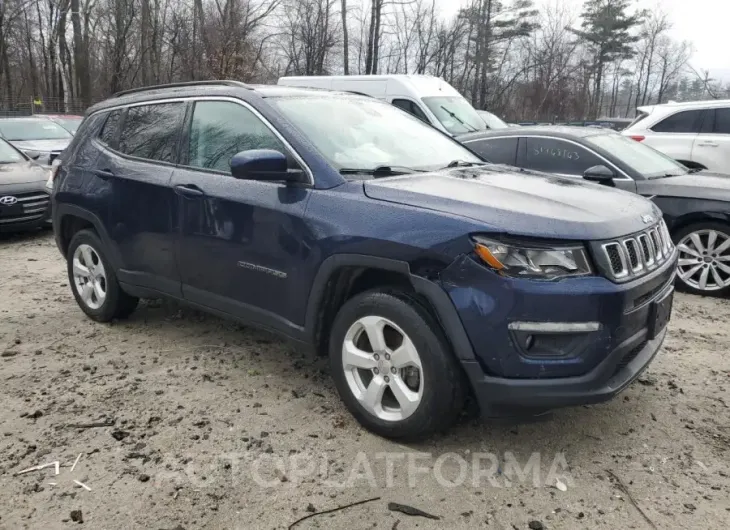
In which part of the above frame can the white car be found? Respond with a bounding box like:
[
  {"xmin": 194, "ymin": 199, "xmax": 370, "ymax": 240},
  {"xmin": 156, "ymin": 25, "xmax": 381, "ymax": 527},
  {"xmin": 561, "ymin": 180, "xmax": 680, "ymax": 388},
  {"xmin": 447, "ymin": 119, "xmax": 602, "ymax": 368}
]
[
  {"xmin": 278, "ymin": 74, "xmax": 488, "ymax": 136},
  {"xmin": 622, "ymin": 100, "xmax": 730, "ymax": 174}
]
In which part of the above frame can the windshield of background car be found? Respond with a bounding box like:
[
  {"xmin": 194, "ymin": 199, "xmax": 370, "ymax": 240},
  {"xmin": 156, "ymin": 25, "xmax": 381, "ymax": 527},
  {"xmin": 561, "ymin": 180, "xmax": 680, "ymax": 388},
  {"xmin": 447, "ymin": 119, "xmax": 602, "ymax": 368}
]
[
  {"xmin": 54, "ymin": 118, "xmax": 82, "ymax": 133},
  {"xmin": 586, "ymin": 133, "xmax": 688, "ymax": 179},
  {"xmin": 477, "ymin": 110, "xmax": 509, "ymax": 130},
  {"xmin": 0, "ymin": 119, "xmax": 72, "ymax": 141},
  {"xmin": 0, "ymin": 139, "xmax": 25, "ymax": 163},
  {"xmin": 422, "ymin": 96, "xmax": 486, "ymax": 135},
  {"xmin": 270, "ymin": 95, "xmax": 482, "ymax": 171}
]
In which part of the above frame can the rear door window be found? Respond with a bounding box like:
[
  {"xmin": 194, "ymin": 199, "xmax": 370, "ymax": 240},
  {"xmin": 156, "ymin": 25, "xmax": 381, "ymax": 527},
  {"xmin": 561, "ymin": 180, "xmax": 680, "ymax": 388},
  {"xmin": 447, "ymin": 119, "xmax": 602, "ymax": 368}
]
[
  {"xmin": 651, "ymin": 110, "xmax": 703, "ymax": 133},
  {"xmin": 712, "ymin": 108, "xmax": 730, "ymax": 134},
  {"xmin": 519, "ymin": 137, "xmax": 603, "ymax": 176},
  {"xmin": 467, "ymin": 137, "xmax": 518, "ymax": 165},
  {"xmin": 118, "ymin": 103, "xmax": 186, "ymax": 163}
]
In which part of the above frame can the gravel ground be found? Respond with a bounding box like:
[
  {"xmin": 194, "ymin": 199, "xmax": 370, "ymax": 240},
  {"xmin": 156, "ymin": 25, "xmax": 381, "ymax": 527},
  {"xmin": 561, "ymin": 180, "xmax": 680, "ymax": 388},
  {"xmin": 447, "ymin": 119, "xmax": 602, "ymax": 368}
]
[{"xmin": 0, "ymin": 231, "xmax": 729, "ymax": 530}]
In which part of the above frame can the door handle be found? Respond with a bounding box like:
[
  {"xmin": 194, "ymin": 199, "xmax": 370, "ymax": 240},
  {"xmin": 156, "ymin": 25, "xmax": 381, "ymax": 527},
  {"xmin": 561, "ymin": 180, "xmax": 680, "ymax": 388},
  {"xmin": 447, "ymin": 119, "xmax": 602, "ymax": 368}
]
[
  {"xmin": 174, "ymin": 184, "xmax": 205, "ymax": 198},
  {"xmin": 93, "ymin": 168, "xmax": 114, "ymax": 179},
  {"xmin": 698, "ymin": 142, "xmax": 719, "ymax": 147}
]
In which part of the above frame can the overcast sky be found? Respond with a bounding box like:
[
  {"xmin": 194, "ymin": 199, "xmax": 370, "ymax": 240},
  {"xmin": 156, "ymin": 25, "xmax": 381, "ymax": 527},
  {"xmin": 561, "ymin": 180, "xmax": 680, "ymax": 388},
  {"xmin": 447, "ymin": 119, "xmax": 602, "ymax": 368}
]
[{"xmin": 439, "ymin": 0, "xmax": 729, "ymax": 80}]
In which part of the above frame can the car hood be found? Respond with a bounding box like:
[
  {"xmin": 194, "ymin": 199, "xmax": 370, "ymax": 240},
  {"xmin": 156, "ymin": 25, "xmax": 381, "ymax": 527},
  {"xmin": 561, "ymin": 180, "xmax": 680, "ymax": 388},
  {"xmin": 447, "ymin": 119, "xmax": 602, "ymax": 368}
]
[
  {"xmin": 363, "ymin": 165, "xmax": 660, "ymax": 240},
  {"xmin": 10, "ymin": 139, "xmax": 70, "ymax": 153},
  {"xmin": 0, "ymin": 161, "xmax": 47, "ymax": 185},
  {"xmin": 637, "ymin": 171, "xmax": 730, "ymax": 202}
]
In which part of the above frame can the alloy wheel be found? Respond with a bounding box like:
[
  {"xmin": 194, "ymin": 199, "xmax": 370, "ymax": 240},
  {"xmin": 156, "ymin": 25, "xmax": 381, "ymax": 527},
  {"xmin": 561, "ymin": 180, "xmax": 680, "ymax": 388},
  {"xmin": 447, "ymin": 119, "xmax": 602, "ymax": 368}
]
[
  {"xmin": 676, "ymin": 229, "xmax": 730, "ymax": 292},
  {"xmin": 341, "ymin": 316, "xmax": 423, "ymax": 422},
  {"xmin": 72, "ymin": 244, "xmax": 108, "ymax": 309}
]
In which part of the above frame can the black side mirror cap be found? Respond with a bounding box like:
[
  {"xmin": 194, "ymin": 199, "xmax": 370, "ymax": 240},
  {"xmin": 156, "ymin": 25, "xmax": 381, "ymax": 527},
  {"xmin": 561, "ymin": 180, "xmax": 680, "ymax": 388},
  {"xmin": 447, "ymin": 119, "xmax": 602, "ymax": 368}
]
[
  {"xmin": 230, "ymin": 149, "xmax": 306, "ymax": 183},
  {"xmin": 583, "ymin": 164, "xmax": 616, "ymax": 183}
]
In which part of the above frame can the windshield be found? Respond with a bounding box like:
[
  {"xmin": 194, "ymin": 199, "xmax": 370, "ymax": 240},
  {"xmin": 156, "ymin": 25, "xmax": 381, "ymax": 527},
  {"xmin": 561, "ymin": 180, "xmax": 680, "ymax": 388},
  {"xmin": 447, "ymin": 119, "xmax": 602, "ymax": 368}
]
[
  {"xmin": 0, "ymin": 119, "xmax": 72, "ymax": 141},
  {"xmin": 422, "ymin": 96, "xmax": 486, "ymax": 135},
  {"xmin": 586, "ymin": 133, "xmax": 688, "ymax": 179},
  {"xmin": 270, "ymin": 95, "xmax": 482, "ymax": 172},
  {"xmin": 477, "ymin": 110, "xmax": 509, "ymax": 130},
  {"xmin": 53, "ymin": 117, "xmax": 82, "ymax": 134},
  {"xmin": 0, "ymin": 139, "xmax": 25, "ymax": 163}
]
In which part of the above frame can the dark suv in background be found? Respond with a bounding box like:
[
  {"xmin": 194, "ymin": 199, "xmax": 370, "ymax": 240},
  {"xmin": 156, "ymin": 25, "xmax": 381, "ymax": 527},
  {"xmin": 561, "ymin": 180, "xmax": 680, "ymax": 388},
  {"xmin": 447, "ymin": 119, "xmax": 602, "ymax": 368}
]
[
  {"xmin": 51, "ymin": 81, "xmax": 677, "ymax": 440},
  {"xmin": 461, "ymin": 126, "xmax": 730, "ymax": 296}
]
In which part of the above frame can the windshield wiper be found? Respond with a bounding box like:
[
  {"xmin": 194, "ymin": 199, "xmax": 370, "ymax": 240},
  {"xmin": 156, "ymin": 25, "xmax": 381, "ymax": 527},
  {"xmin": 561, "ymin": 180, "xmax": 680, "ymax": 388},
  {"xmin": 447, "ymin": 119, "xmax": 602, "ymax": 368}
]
[
  {"xmin": 687, "ymin": 167, "xmax": 703, "ymax": 174},
  {"xmin": 339, "ymin": 166, "xmax": 423, "ymax": 177},
  {"xmin": 440, "ymin": 105, "xmax": 479, "ymax": 133},
  {"xmin": 442, "ymin": 160, "xmax": 486, "ymax": 169}
]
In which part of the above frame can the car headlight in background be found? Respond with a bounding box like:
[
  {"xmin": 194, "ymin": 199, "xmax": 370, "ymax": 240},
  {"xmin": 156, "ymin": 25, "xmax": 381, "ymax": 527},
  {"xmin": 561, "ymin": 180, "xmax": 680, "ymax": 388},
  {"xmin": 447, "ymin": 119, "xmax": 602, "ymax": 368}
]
[{"xmin": 473, "ymin": 236, "xmax": 592, "ymax": 279}]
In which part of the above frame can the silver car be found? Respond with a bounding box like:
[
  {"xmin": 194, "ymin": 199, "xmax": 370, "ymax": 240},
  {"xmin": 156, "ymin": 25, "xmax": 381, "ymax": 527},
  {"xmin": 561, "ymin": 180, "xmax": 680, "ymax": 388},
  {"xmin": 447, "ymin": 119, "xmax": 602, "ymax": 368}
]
[{"xmin": 0, "ymin": 117, "xmax": 72, "ymax": 167}]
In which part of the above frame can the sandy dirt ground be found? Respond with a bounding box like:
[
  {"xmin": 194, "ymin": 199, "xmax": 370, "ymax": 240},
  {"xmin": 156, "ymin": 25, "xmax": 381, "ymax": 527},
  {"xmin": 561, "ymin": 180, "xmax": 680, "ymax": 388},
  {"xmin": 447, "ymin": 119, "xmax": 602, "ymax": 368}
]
[{"xmin": 0, "ymin": 231, "xmax": 728, "ymax": 530}]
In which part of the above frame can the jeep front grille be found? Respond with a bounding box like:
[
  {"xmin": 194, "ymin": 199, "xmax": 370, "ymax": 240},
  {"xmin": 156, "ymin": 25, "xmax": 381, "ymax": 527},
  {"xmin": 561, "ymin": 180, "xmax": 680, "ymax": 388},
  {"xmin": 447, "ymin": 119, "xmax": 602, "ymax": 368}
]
[{"xmin": 599, "ymin": 220, "xmax": 674, "ymax": 281}]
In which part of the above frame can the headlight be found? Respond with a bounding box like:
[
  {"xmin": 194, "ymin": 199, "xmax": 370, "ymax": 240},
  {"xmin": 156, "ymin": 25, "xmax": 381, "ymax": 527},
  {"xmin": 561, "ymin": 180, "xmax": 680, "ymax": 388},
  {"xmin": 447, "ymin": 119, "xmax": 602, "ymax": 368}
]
[{"xmin": 473, "ymin": 236, "xmax": 592, "ymax": 279}]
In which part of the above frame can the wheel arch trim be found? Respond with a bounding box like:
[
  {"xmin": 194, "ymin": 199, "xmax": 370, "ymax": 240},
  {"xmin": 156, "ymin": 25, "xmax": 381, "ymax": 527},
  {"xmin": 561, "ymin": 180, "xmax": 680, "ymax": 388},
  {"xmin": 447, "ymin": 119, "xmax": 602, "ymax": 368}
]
[{"xmin": 304, "ymin": 254, "xmax": 477, "ymax": 361}]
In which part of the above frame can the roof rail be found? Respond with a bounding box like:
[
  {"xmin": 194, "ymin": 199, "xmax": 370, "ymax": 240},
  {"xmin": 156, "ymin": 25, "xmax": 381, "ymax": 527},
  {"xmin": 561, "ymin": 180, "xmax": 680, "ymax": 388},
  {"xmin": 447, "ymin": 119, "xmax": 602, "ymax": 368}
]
[{"xmin": 113, "ymin": 80, "xmax": 252, "ymax": 98}]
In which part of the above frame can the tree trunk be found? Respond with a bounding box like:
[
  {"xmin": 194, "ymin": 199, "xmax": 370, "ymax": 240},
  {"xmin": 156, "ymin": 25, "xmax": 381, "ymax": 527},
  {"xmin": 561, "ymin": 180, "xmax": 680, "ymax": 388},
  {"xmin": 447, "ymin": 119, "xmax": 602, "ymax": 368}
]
[
  {"xmin": 372, "ymin": 0, "xmax": 381, "ymax": 74},
  {"xmin": 140, "ymin": 0, "xmax": 152, "ymax": 85},
  {"xmin": 341, "ymin": 0, "xmax": 349, "ymax": 74},
  {"xmin": 71, "ymin": 0, "xmax": 91, "ymax": 107}
]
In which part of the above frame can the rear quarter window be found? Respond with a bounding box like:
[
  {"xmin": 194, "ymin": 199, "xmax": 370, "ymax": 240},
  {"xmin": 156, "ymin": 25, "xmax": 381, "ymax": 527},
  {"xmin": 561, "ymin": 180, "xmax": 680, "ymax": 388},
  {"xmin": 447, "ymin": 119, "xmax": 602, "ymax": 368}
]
[
  {"xmin": 98, "ymin": 110, "xmax": 123, "ymax": 147},
  {"xmin": 467, "ymin": 137, "xmax": 518, "ymax": 165}
]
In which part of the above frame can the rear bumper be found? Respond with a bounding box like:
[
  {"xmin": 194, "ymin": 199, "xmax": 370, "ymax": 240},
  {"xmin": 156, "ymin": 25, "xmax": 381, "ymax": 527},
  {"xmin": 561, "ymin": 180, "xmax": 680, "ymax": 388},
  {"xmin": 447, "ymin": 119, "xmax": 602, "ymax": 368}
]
[{"xmin": 461, "ymin": 324, "xmax": 666, "ymax": 414}]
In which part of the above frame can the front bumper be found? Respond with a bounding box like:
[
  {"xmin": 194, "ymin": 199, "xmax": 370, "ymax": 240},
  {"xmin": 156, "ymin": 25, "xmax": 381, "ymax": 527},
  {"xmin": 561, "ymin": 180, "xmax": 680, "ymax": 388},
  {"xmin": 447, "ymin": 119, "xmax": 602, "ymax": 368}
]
[
  {"xmin": 0, "ymin": 187, "xmax": 51, "ymax": 233},
  {"xmin": 462, "ymin": 324, "xmax": 666, "ymax": 414},
  {"xmin": 439, "ymin": 248, "xmax": 677, "ymax": 413}
]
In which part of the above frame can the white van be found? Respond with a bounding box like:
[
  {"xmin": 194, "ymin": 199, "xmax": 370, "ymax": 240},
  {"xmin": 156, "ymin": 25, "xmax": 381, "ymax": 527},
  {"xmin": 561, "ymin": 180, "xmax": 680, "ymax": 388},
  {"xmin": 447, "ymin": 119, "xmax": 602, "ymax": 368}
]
[{"xmin": 277, "ymin": 74, "xmax": 488, "ymax": 136}]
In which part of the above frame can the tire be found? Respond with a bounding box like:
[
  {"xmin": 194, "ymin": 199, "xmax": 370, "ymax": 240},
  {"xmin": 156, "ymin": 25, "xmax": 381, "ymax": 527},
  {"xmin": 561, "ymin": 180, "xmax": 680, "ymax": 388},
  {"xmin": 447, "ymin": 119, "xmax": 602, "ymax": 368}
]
[
  {"xmin": 67, "ymin": 229, "xmax": 139, "ymax": 322},
  {"xmin": 329, "ymin": 288, "xmax": 466, "ymax": 441},
  {"xmin": 673, "ymin": 221, "xmax": 730, "ymax": 297}
]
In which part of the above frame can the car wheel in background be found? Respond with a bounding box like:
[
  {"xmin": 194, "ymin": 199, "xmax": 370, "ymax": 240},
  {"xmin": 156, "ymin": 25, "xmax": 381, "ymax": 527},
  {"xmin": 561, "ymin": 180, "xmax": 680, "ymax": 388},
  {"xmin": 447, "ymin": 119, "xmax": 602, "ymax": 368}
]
[
  {"xmin": 67, "ymin": 229, "xmax": 139, "ymax": 321},
  {"xmin": 673, "ymin": 222, "xmax": 730, "ymax": 296},
  {"xmin": 329, "ymin": 288, "xmax": 466, "ymax": 440}
]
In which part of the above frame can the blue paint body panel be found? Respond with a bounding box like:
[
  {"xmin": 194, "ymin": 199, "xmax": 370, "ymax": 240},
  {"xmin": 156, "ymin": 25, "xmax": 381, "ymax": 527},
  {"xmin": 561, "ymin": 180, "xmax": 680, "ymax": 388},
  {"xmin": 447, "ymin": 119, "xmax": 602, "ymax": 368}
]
[{"xmin": 51, "ymin": 84, "xmax": 677, "ymax": 413}]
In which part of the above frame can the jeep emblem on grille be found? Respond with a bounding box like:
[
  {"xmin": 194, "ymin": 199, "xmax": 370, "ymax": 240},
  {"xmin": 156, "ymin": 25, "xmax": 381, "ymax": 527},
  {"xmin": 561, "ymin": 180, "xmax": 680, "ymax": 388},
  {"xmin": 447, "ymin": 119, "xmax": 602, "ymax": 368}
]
[
  {"xmin": 641, "ymin": 214, "xmax": 654, "ymax": 224},
  {"xmin": 0, "ymin": 196, "xmax": 18, "ymax": 206}
]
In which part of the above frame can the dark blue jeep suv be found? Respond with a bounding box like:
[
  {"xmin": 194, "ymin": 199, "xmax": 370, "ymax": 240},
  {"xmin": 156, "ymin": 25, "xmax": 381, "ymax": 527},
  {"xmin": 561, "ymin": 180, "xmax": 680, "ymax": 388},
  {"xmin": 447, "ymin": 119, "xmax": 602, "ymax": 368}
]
[{"xmin": 51, "ymin": 81, "xmax": 677, "ymax": 440}]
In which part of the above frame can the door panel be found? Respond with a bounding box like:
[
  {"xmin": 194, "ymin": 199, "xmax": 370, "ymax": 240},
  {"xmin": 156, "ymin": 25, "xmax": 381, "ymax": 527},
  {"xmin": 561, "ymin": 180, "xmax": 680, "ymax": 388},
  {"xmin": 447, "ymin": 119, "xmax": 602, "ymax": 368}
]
[
  {"xmin": 174, "ymin": 99, "xmax": 314, "ymax": 332},
  {"xmin": 103, "ymin": 102, "xmax": 186, "ymax": 295},
  {"xmin": 102, "ymin": 150, "xmax": 180, "ymax": 294},
  {"xmin": 173, "ymin": 168, "xmax": 312, "ymax": 329},
  {"xmin": 645, "ymin": 109, "xmax": 704, "ymax": 162},
  {"xmin": 691, "ymin": 108, "xmax": 730, "ymax": 173}
]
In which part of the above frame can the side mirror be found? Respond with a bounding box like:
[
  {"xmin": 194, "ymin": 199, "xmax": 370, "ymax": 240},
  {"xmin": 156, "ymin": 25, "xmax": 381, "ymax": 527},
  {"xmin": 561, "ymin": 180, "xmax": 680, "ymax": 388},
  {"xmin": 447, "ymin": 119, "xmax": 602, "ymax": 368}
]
[
  {"xmin": 230, "ymin": 149, "xmax": 304, "ymax": 183},
  {"xmin": 583, "ymin": 164, "xmax": 616, "ymax": 184}
]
